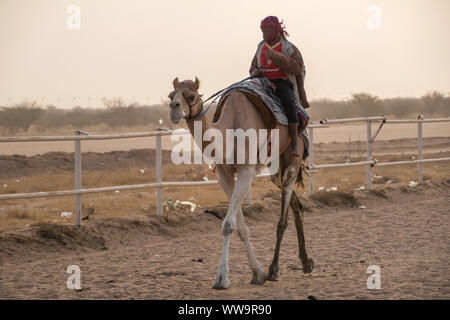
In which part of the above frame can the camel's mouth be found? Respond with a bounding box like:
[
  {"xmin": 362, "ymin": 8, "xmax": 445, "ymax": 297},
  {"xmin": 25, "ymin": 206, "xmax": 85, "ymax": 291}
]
[{"xmin": 170, "ymin": 110, "xmax": 185, "ymax": 124}]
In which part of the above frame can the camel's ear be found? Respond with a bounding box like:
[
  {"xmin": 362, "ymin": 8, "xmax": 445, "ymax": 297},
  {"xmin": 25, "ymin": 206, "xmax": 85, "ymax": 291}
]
[
  {"xmin": 193, "ymin": 77, "xmax": 200, "ymax": 91},
  {"xmin": 173, "ymin": 77, "xmax": 179, "ymax": 89}
]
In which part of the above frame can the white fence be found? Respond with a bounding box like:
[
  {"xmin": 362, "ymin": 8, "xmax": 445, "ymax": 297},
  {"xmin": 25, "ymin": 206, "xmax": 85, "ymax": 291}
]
[
  {"xmin": 306, "ymin": 115, "xmax": 450, "ymax": 195},
  {"xmin": 1, "ymin": 115, "xmax": 449, "ymax": 227}
]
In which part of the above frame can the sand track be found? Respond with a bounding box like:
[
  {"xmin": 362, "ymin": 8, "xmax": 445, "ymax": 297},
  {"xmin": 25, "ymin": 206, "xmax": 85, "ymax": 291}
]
[{"xmin": 0, "ymin": 181, "xmax": 449, "ymax": 299}]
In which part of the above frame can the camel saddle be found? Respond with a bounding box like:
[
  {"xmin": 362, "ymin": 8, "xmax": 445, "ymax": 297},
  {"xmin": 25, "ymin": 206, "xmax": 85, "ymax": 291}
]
[
  {"xmin": 212, "ymin": 77, "xmax": 309, "ymax": 134},
  {"xmin": 212, "ymin": 77, "xmax": 309, "ymax": 160}
]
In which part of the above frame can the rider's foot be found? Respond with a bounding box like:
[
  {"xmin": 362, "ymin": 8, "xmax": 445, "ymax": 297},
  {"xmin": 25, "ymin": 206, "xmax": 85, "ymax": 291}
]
[
  {"xmin": 288, "ymin": 122, "xmax": 300, "ymax": 157},
  {"xmin": 292, "ymin": 145, "xmax": 300, "ymax": 157}
]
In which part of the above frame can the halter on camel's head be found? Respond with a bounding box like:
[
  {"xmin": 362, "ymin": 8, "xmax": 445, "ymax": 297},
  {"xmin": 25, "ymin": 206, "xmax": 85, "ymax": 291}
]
[{"xmin": 168, "ymin": 77, "xmax": 203, "ymax": 123}]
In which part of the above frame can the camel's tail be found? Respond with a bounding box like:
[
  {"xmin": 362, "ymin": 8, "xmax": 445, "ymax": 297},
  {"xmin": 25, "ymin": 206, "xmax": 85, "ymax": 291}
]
[{"xmin": 296, "ymin": 162, "xmax": 308, "ymax": 188}]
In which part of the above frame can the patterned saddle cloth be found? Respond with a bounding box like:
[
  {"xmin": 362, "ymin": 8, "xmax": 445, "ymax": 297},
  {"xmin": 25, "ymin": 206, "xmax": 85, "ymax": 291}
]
[{"xmin": 212, "ymin": 77, "xmax": 310, "ymax": 160}]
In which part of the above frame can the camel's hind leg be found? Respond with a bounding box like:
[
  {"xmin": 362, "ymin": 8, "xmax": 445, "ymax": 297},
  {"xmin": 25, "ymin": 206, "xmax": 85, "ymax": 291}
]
[
  {"xmin": 213, "ymin": 165, "xmax": 263, "ymax": 289},
  {"xmin": 266, "ymin": 159, "xmax": 300, "ymax": 281},
  {"xmin": 266, "ymin": 137, "xmax": 313, "ymax": 279},
  {"xmin": 268, "ymin": 167, "xmax": 314, "ymax": 278},
  {"xmin": 290, "ymin": 191, "xmax": 314, "ymax": 273}
]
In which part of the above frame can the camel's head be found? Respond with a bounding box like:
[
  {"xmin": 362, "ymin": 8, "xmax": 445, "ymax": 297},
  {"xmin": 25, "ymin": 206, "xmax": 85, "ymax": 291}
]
[{"xmin": 168, "ymin": 77, "xmax": 201, "ymax": 124}]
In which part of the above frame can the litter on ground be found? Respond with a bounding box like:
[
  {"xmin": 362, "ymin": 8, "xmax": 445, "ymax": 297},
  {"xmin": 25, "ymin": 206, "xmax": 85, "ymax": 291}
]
[
  {"xmin": 61, "ymin": 212, "xmax": 73, "ymax": 217},
  {"xmin": 164, "ymin": 197, "xmax": 197, "ymax": 212},
  {"xmin": 408, "ymin": 181, "xmax": 418, "ymax": 188}
]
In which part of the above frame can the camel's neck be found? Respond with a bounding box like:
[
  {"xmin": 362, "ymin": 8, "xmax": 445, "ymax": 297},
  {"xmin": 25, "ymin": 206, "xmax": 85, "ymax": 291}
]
[{"xmin": 186, "ymin": 115, "xmax": 212, "ymax": 153}]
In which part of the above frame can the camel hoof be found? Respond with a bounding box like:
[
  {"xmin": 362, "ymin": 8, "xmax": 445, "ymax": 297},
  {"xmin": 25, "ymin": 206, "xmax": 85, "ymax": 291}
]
[
  {"xmin": 212, "ymin": 275, "xmax": 230, "ymax": 290},
  {"xmin": 265, "ymin": 268, "xmax": 279, "ymax": 281},
  {"xmin": 250, "ymin": 270, "xmax": 266, "ymax": 285},
  {"xmin": 265, "ymin": 264, "xmax": 279, "ymax": 281},
  {"xmin": 265, "ymin": 273, "xmax": 278, "ymax": 281},
  {"xmin": 302, "ymin": 258, "xmax": 315, "ymax": 274}
]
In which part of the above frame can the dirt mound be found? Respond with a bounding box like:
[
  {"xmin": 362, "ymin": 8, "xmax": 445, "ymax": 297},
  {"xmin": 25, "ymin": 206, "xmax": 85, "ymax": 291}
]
[
  {"xmin": 0, "ymin": 202, "xmax": 273, "ymax": 264},
  {"xmin": 0, "ymin": 222, "xmax": 106, "ymax": 260},
  {"xmin": 0, "ymin": 149, "xmax": 174, "ymax": 178},
  {"xmin": 310, "ymin": 191, "xmax": 360, "ymax": 208},
  {"xmin": 35, "ymin": 223, "xmax": 106, "ymax": 249}
]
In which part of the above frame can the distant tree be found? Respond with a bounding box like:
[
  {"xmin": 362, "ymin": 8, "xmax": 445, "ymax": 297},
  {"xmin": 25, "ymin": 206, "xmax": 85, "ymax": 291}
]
[
  {"xmin": 421, "ymin": 91, "xmax": 447, "ymax": 116},
  {"xmin": 0, "ymin": 101, "xmax": 44, "ymax": 135},
  {"xmin": 65, "ymin": 106, "xmax": 99, "ymax": 128},
  {"xmin": 102, "ymin": 97, "xmax": 127, "ymax": 109},
  {"xmin": 101, "ymin": 97, "xmax": 140, "ymax": 127},
  {"xmin": 348, "ymin": 92, "xmax": 383, "ymax": 117}
]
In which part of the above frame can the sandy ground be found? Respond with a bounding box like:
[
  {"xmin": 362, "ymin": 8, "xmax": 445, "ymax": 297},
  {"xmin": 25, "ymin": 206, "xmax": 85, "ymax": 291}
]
[
  {"xmin": 1, "ymin": 122, "xmax": 449, "ymax": 156},
  {"xmin": 0, "ymin": 130, "xmax": 449, "ymax": 299},
  {"xmin": 0, "ymin": 180, "xmax": 449, "ymax": 300}
]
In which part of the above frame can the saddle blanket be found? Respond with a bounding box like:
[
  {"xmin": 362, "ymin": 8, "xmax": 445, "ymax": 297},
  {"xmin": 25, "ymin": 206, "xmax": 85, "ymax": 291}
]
[{"xmin": 214, "ymin": 77, "xmax": 309, "ymax": 160}]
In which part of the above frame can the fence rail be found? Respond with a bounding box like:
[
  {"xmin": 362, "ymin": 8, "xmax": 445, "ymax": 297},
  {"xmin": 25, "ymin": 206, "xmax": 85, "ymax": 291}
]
[
  {"xmin": 306, "ymin": 115, "xmax": 450, "ymax": 193},
  {"xmin": 1, "ymin": 115, "xmax": 449, "ymax": 227}
]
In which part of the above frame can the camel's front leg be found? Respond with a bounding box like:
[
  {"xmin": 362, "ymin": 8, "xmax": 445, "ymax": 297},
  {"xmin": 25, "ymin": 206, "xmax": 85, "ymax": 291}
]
[
  {"xmin": 213, "ymin": 166, "xmax": 257, "ymax": 290},
  {"xmin": 290, "ymin": 191, "xmax": 314, "ymax": 274},
  {"xmin": 266, "ymin": 163, "xmax": 298, "ymax": 281}
]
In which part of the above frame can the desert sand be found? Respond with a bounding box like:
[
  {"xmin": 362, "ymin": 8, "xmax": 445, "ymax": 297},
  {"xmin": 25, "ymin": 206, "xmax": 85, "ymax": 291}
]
[{"xmin": 0, "ymin": 179, "xmax": 449, "ymax": 299}]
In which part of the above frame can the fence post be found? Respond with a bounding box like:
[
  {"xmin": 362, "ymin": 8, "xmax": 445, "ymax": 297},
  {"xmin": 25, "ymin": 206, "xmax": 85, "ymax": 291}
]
[
  {"xmin": 74, "ymin": 131, "xmax": 82, "ymax": 227},
  {"xmin": 366, "ymin": 120, "xmax": 372, "ymax": 190},
  {"xmin": 156, "ymin": 130, "xmax": 163, "ymax": 216},
  {"xmin": 418, "ymin": 115, "xmax": 423, "ymax": 183},
  {"xmin": 307, "ymin": 127, "xmax": 315, "ymax": 195}
]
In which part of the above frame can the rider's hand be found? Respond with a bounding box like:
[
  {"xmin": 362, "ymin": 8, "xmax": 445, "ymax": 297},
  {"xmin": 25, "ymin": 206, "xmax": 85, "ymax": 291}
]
[{"xmin": 265, "ymin": 49, "xmax": 274, "ymax": 58}]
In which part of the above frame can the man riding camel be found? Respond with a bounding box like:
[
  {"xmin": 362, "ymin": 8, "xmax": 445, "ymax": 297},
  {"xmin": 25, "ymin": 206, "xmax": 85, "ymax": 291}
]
[{"xmin": 249, "ymin": 16, "xmax": 310, "ymax": 157}]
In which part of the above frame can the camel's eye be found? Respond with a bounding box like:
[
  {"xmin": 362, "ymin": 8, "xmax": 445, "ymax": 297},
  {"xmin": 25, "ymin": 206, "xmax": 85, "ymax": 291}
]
[{"xmin": 184, "ymin": 91, "xmax": 195, "ymax": 101}]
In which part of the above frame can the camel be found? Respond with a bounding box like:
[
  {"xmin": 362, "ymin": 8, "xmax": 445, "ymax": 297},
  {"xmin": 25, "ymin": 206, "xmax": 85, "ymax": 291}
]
[{"xmin": 167, "ymin": 77, "xmax": 314, "ymax": 290}]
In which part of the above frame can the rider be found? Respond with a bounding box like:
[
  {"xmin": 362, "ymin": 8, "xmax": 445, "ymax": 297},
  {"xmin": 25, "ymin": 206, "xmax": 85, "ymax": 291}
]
[{"xmin": 249, "ymin": 16, "xmax": 310, "ymax": 157}]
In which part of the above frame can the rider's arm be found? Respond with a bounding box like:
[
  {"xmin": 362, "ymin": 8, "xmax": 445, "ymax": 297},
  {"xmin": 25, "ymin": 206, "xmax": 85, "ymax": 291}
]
[
  {"xmin": 269, "ymin": 45, "xmax": 304, "ymax": 76},
  {"xmin": 249, "ymin": 54, "xmax": 259, "ymax": 76}
]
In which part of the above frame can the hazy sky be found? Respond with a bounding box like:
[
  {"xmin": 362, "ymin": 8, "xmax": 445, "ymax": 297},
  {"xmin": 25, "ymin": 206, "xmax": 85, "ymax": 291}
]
[{"xmin": 1, "ymin": 0, "xmax": 449, "ymax": 108}]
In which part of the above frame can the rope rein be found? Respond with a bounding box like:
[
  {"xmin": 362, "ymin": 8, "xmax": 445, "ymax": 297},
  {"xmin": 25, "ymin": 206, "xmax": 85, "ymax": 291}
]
[{"xmin": 187, "ymin": 76, "xmax": 255, "ymax": 120}]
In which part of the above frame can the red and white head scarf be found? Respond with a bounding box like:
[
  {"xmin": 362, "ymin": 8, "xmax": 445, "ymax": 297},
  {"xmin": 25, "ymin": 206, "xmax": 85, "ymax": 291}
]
[{"xmin": 260, "ymin": 16, "xmax": 289, "ymax": 44}]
